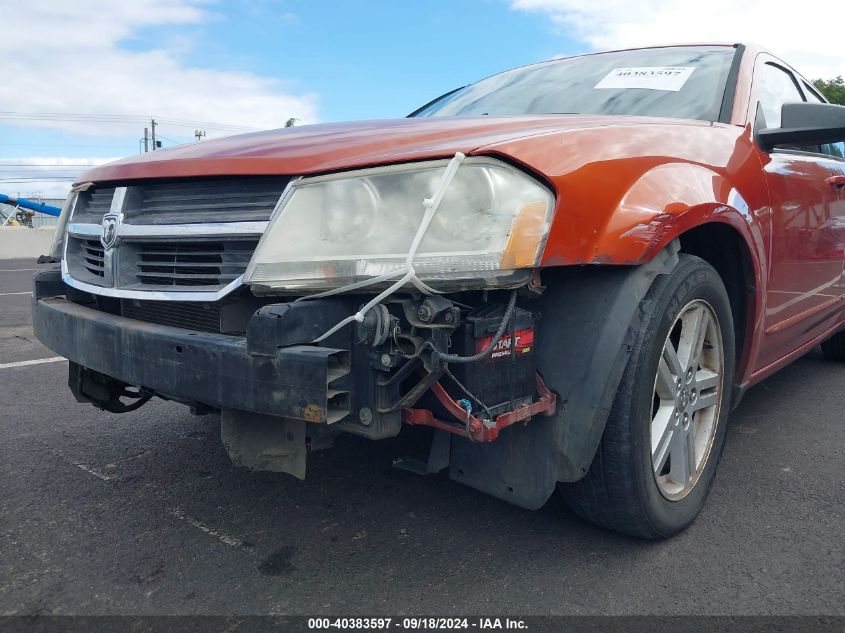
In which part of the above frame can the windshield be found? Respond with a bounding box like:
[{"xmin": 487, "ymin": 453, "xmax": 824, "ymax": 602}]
[{"xmin": 413, "ymin": 46, "xmax": 736, "ymax": 122}]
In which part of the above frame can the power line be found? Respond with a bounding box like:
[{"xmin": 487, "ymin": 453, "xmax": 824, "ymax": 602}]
[
  {"xmin": 0, "ymin": 163, "xmax": 108, "ymax": 167},
  {"xmin": 0, "ymin": 142, "xmax": 131, "ymax": 148},
  {"xmin": 0, "ymin": 177, "xmax": 77, "ymax": 182},
  {"xmin": 0, "ymin": 171, "xmax": 95, "ymax": 175},
  {"xmin": 0, "ymin": 111, "xmax": 250, "ymax": 125},
  {"xmin": 0, "ymin": 110, "xmax": 261, "ymax": 132}
]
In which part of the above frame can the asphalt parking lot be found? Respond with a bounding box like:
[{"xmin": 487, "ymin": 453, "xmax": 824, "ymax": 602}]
[{"xmin": 0, "ymin": 258, "xmax": 843, "ymax": 616}]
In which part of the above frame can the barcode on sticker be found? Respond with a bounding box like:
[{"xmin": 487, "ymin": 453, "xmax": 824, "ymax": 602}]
[{"xmin": 594, "ymin": 67, "xmax": 695, "ymax": 92}]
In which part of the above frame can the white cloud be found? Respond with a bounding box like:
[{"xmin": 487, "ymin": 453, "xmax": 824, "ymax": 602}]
[
  {"xmin": 0, "ymin": 0, "xmax": 319, "ymax": 138},
  {"xmin": 511, "ymin": 0, "xmax": 845, "ymax": 79}
]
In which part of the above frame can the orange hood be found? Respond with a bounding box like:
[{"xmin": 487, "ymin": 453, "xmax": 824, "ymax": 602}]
[{"xmin": 78, "ymin": 114, "xmax": 684, "ymax": 183}]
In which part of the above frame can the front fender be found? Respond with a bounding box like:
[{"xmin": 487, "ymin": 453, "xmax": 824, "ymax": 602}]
[
  {"xmin": 476, "ymin": 121, "xmax": 768, "ymax": 271},
  {"xmin": 589, "ymin": 162, "xmax": 765, "ymax": 270}
]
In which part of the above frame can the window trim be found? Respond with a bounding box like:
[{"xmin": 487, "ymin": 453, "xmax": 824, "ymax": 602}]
[
  {"xmin": 800, "ymin": 80, "xmax": 829, "ymax": 104},
  {"xmin": 747, "ymin": 54, "xmax": 802, "ymax": 125},
  {"xmin": 717, "ymin": 43, "xmax": 746, "ymax": 124},
  {"xmin": 794, "ymin": 79, "xmax": 845, "ymax": 161},
  {"xmin": 750, "ymin": 55, "xmax": 845, "ymax": 161},
  {"xmin": 758, "ymin": 60, "xmax": 807, "ymax": 126}
]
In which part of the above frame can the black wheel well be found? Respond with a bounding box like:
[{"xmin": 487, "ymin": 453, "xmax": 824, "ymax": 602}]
[{"xmin": 676, "ymin": 224, "xmax": 755, "ymax": 376}]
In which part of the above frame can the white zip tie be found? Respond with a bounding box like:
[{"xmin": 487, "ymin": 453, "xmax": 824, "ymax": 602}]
[{"xmin": 302, "ymin": 152, "xmax": 466, "ymax": 343}]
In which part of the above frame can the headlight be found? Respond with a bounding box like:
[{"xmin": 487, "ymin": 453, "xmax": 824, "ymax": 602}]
[
  {"xmin": 244, "ymin": 157, "xmax": 554, "ymax": 291},
  {"xmin": 49, "ymin": 190, "xmax": 79, "ymax": 260}
]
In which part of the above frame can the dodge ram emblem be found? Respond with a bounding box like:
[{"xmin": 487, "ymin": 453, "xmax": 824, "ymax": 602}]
[{"xmin": 100, "ymin": 213, "xmax": 120, "ymax": 250}]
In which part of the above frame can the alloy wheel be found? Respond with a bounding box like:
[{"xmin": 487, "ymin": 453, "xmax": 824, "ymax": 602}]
[{"xmin": 650, "ymin": 299, "xmax": 724, "ymax": 500}]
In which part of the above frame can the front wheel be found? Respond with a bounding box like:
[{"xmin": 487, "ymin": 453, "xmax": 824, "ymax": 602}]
[{"xmin": 561, "ymin": 255, "xmax": 735, "ymax": 539}]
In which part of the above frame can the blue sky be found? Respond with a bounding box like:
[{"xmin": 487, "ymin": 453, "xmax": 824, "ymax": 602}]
[
  {"xmin": 1, "ymin": 0, "xmax": 841, "ymax": 197},
  {"xmin": 190, "ymin": 1, "xmax": 577, "ymax": 122},
  {"xmin": 0, "ymin": 1, "xmax": 581, "ymax": 171}
]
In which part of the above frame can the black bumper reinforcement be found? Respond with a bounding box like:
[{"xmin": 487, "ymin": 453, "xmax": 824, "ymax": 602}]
[{"xmin": 32, "ymin": 272, "xmax": 351, "ymax": 423}]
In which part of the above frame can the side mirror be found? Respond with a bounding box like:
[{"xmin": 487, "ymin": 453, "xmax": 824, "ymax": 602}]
[{"xmin": 757, "ymin": 102, "xmax": 845, "ymax": 151}]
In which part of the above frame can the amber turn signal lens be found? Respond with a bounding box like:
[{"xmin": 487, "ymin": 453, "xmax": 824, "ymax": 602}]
[{"xmin": 500, "ymin": 200, "xmax": 550, "ymax": 268}]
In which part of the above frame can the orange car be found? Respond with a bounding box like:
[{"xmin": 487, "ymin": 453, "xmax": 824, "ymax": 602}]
[{"xmin": 34, "ymin": 43, "xmax": 845, "ymax": 538}]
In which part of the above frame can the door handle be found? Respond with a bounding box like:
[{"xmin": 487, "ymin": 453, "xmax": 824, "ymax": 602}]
[{"xmin": 827, "ymin": 175, "xmax": 845, "ymax": 191}]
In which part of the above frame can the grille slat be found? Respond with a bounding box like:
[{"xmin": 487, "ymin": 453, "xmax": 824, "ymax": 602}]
[
  {"xmin": 67, "ymin": 237, "xmax": 107, "ymax": 281},
  {"xmin": 72, "ymin": 187, "xmax": 116, "ymax": 223},
  {"xmin": 138, "ymin": 261, "xmax": 249, "ymax": 270},
  {"xmin": 127, "ymin": 239, "xmax": 259, "ymax": 289},
  {"xmin": 124, "ymin": 177, "xmax": 289, "ymax": 225},
  {"xmin": 138, "ymin": 250, "xmax": 254, "ymax": 257},
  {"xmin": 143, "ymin": 191, "xmax": 280, "ymax": 203},
  {"xmin": 139, "ymin": 201, "xmax": 277, "ymax": 212},
  {"xmin": 136, "ymin": 272, "xmax": 241, "ymax": 281}
]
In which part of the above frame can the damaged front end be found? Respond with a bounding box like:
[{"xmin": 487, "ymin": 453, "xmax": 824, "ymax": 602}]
[
  {"xmin": 33, "ymin": 269, "xmax": 556, "ymax": 495},
  {"xmin": 33, "ymin": 237, "xmax": 681, "ymax": 510},
  {"xmin": 34, "ymin": 145, "xmax": 683, "ymax": 510}
]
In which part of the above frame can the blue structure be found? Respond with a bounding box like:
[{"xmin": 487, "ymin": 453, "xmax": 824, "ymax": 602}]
[{"xmin": 0, "ymin": 193, "xmax": 62, "ymax": 217}]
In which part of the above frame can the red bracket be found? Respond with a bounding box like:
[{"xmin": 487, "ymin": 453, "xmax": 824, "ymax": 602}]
[{"xmin": 402, "ymin": 374, "xmax": 557, "ymax": 442}]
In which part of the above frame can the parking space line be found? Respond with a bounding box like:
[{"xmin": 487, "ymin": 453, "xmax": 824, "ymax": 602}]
[
  {"xmin": 42, "ymin": 443, "xmax": 117, "ymax": 482},
  {"xmin": 0, "ymin": 268, "xmax": 42, "ymax": 272},
  {"xmin": 167, "ymin": 507, "xmax": 252, "ymax": 549},
  {"xmin": 0, "ymin": 357, "xmax": 65, "ymax": 370},
  {"xmin": 0, "ymin": 291, "xmax": 32, "ymax": 296},
  {"xmin": 74, "ymin": 463, "xmax": 115, "ymax": 481}
]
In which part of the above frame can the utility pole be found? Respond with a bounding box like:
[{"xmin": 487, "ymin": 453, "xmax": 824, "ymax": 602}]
[
  {"xmin": 143, "ymin": 127, "xmax": 149, "ymax": 153},
  {"xmin": 194, "ymin": 129, "xmax": 206, "ymax": 142},
  {"xmin": 151, "ymin": 119, "xmax": 158, "ymax": 150}
]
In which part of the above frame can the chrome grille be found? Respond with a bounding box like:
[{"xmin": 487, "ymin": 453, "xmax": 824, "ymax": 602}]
[
  {"xmin": 72, "ymin": 187, "xmax": 116, "ymax": 223},
  {"xmin": 63, "ymin": 176, "xmax": 284, "ymax": 298},
  {"xmin": 79, "ymin": 239, "xmax": 106, "ymax": 277},
  {"xmin": 66, "ymin": 236, "xmax": 108, "ymax": 285},
  {"xmin": 123, "ymin": 177, "xmax": 289, "ymax": 225},
  {"xmin": 128, "ymin": 239, "xmax": 259, "ymax": 288}
]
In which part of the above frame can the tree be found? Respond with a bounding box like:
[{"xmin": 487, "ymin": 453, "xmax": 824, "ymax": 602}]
[
  {"xmin": 284, "ymin": 117, "xmax": 299, "ymax": 128},
  {"xmin": 812, "ymin": 76, "xmax": 845, "ymax": 105}
]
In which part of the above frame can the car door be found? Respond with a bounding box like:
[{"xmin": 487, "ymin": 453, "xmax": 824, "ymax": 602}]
[
  {"xmin": 799, "ymin": 79, "xmax": 845, "ymax": 295},
  {"xmin": 753, "ymin": 59, "xmax": 845, "ymax": 370}
]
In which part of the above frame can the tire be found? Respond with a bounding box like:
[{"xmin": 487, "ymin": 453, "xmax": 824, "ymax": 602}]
[
  {"xmin": 560, "ymin": 254, "xmax": 735, "ymax": 539},
  {"xmin": 821, "ymin": 332, "xmax": 845, "ymax": 361}
]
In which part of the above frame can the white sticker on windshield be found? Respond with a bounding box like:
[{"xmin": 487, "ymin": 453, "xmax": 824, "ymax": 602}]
[{"xmin": 594, "ymin": 67, "xmax": 695, "ymax": 92}]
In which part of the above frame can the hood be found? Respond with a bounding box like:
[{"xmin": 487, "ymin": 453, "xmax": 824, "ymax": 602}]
[{"xmin": 79, "ymin": 115, "xmax": 692, "ymax": 183}]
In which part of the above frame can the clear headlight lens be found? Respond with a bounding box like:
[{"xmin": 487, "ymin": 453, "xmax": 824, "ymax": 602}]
[
  {"xmin": 49, "ymin": 190, "xmax": 78, "ymax": 260},
  {"xmin": 244, "ymin": 157, "xmax": 554, "ymax": 291}
]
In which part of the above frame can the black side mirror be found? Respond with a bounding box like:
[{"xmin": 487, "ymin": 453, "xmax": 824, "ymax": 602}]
[{"xmin": 757, "ymin": 102, "xmax": 845, "ymax": 151}]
